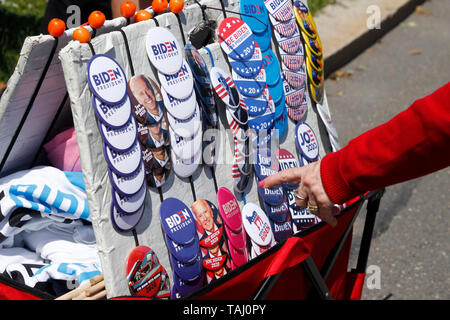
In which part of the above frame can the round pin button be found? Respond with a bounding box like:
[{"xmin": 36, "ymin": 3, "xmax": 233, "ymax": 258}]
[
  {"xmin": 217, "ymin": 187, "xmax": 243, "ymax": 233},
  {"xmin": 226, "ymin": 108, "xmax": 248, "ymax": 142},
  {"xmin": 268, "ymin": 75, "xmax": 284, "ymax": 105},
  {"xmin": 269, "ymin": 15, "xmax": 297, "ymax": 38},
  {"xmin": 185, "ymin": 44, "xmax": 211, "ymax": 85},
  {"xmin": 242, "ymin": 202, "xmax": 273, "ymax": 247},
  {"xmin": 210, "ymin": 67, "xmax": 241, "ymax": 109},
  {"xmin": 287, "ymin": 92, "xmax": 308, "ymax": 121},
  {"xmin": 158, "ymin": 59, "xmax": 194, "ymax": 100},
  {"xmin": 108, "ymin": 161, "xmax": 146, "ymax": 196},
  {"xmin": 98, "ymin": 115, "xmax": 137, "ymax": 153},
  {"xmin": 165, "ymin": 233, "xmax": 200, "ymax": 264},
  {"xmin": 240, "ymin": 0, "xmax": 269, "ymax": 34},
  {"xmin": 253, "ymin": 26, "xmax": 272, "ymax": 52},
  {"xmin": 169, "ymin": 126, "xmax": 202, "ymax": 161},
  {"xmin": 171, "ymin": 147, "xmax": 201, "ymax": 179},
  {"xmin": 167, "ymin": 102, "xmax": 201, "ymax": 138},
  {"xmin": 248, "ymin": 94, "xmax": 275, "ymax": 132},
  {"xmin": 126, "ymin": 246, "xmax": 161, "ymax": 296},
  {"xmin": 170, "ymin": 252, "xmax": 203, "ymax": 282},
  {"xmin": 218, "ymin": 17, "xmax": 255, "ymax": 61},
  {"xmin": 283, "ymin": 80, "xmax": 306, "ymax": 107},
  {"xmin": 269, "ymin": 215, "xmax": 293, "ymax": 243},
  {"xmin": 279, "ymin": 46, "xmax": 304, "ymax": 71},
  {"xmin": 243, "ymin": 92, "xmax": 268, "ymax": 117},
  {"xmin": 111, "ymin": 202, "xmax": 144, "ymax": 232},
  {"xmin": 253, "ymin": 147, "xmax": 279, "ymax": 179},
  {"xmin": 282, "ymin": 67, "xmax": 306, "ymax": 89},
  {"xmin": 112, "ymin": 180, "xmax": 146, "ymax": 215},
  {"xmin": 264, "ymin": 0, "xmax": 293, "ymax": 22},
  {"xmin": 146, "ymin": 27, "xmax": 183, "ymax": 75},
  {"xmin": 161, "ymin": 86, "xmax": 197, "ymax": 121},
  {"xmin": 257, "ymin": 182, "xmax": 284, "ymax": 206},
  {"xmin": 87, "ymin": 54, "xmax": 128, "ymax": 105},
  {"xmin": 274, "ymin": 88, "xmax": 285, "ymax": 119},
  {"xmin": 295, "ymin": 121, "xmax": 319, "ymax": 161},
  {"xmin": 93, "ymin": 95, "xmax": 132, "ymax": 129},
  {"xmin": 172, "ymin": 268, "xmax": 205, "ymax": 298},
  {"xmin": 261, "ymin": 49, "xmax": 281, "ymax": 87},
  {"xmin": 274, "ymin": 27, "xmax": 301, "ymax": 54},
  {"xmin": 227, "ymin": 240, "xmax": 248, "ymax": 267},
  {"xmin": 103, "ymin": 140, "xmax": 142, "ymax": 177},
  {"xmin": 293, "ymin": 1, "xmax": 318, "ymax": 38},
  {"xmin": 274, "ymin": 107, "xmax": 288, "ymax": 139},
  {"xmin": 232, "ymin": 66, "xmax": 266, "ymax": 98},
  {"xmin": 275, "ymin": 148, "xmax": 300, "ymax": 189},
  {"xmin": 264, "ymin": 197, "xmax": 289, "ymax": 223},
  {"xmin": 160, "ymin": 197, "xmax": 196, "ymax": 245},
  {"xmin": 229, "ymin": 43, "xmax": 263, "ymax": 78}
]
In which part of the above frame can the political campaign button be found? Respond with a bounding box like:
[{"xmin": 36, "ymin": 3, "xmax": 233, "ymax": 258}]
[
  {"xmin": 264, "ymin": 0, "xmax": 293, "ymax": 22},
  {"xmin": 309, "ymin": 82, "xmax": 324, "ymax": 104},
  {"xmin": 302, "ymin": 31, "xmax": 323, "ymax": 57},
  {"xmin": 93, "ymin": 95, "xmax": 132, "ymax": 129},
  {"xmin": 87, "ymin": 54, "xmax": 128, "ymax": 105},
  {"xmin": 98, "ymin": 115, "xmax": 137, "ymax": 153},
  {"xmin": 158, "ymin": 59, "xmax": 194, "ymax": 100},
  {"xmin": 295, "ymin": 122, "xmax": 319, "ymax": 161},
  {"xmin": 191, "ymin": 200, "xmax": 224, "ymax": 248},
  {"xmin": 306, "ymin": 57, "xmax": 324, "ymax": 88},
  {"xmin": 284, "ymin": 80, "xmax": 306, "ymax": 107},
  {"xmin": 275, "ymin": 148, "xmax": 300, "ymax": 189},
  {"xmin": 171, "ymin": 148, "xmax": 201, "ymax": 179},
  {"xmin": 167, "ymin": 102, "xmax": 201, "ymax": 139},
  {"xmin": 253, "ymin": 147, "xmax": 279, "ymax": 180},
  {"xmin": 112, "ymin": 181, "xmax": 146, "ymax": 215},
  {"xmin": 232, "ymin": 66, "xmax": 266, "ymax": 98},
  {"xmin": 240, "ymin": 0, "xmax": 270, "ymax": 35},
  {"xmin": 261, "ymin": 49, "xmax": 281, "ymax": 87},
  {"xmin": 257, "ymin": 183, "xmax": 284, "ymax": 206},
  {"xmin": 229, "ymin": 42, "xmax": 263, "ymax": 78},
  {"xmin": 227, "ymin": 240, "xmax": 248, "ymax": 267},
  {"xmin": 111, "ymin": 202, "xmax": 144, "ymax": 233},
  {"xmin": 229, "ymin": 102, "xmax": 249, "ymax": 127},
  {"xmin": 218, "ymin": 17, "xmax": 255, "ymax": 61},
  {"xmin": 103, "ymin": 139, "xmax": 142, "ymax": 177},
  {"xmin": 242, "ymin": 202, "xmax": 273, "ymax": 247},
  {"xmin": 282, "ymin": 64, "xmax": 306, "ymax": 89},
  {"xmin": 243, "ymin": 92, "xmax": 268, "ymax": 117},
  {"xmin": 161, "ymin": 87, "xmax": 197, "ymax": 122},
  {"xmin": 286, "ymin": 189, "xmax": 316, "ymax": 229},
  {"xmin": 160, "ymin": 197, "xmax": 196, "ymax": 245},
  {"xmin": 293, "ymin": 1, "xmax": 318, "ymax": 38},
  {"xmin": 193, "ymin": 80, "xmax": 215, "ymax": 109},
  {"xmin": 155, "ymin": 266, "xmax": 171, "ymax": 299},
  {"xmin": 274, "ymin": 107, "xmax": 288, "ymax": 139},
  {"xmin": 279, "ymin": 46, "xmax": 304, "ymax": 72},
  {"xmin": 304, "ymin": 43, "xmax": 323, "ymax": 72},
  {"xmin": 269, "ymin": 214, "xmax": 293, "ymax": 243},
  {"xmin": 172, "ymin": 269, "xmax": 205, "ymax": 298},
  {"xmin": 126, "ymin": 245, "xmax": 161, "ymax": 296},
  {"xmin": 185, "ymin": 44, "xmax": 211, "ymax": 85},
  {"xmin": 217, "ymin": 187, "xmax": 243, "ymax": 233},
  {"xmin": 252, "ymin": 26, "xmax": 272, "ymax": 52},
  {"xmin": 169, "ymin": 126, "xmax": 202, "ymax": 160},
  {"xmin": 200, "ymin": 245, "xmax": 229, "ymax": 272},
  {"xmin": 264, "ymin": 196, "xmax": 289, "ymax": 222},
  {"xmin": 108, "ymin": 161, "xmax": 146, "ymax": 196},
  {"xmin": 287, "ymin": 93, "xmax": 308, "ymax": 121},
  {"xmin": 146, "ymin": 27, "xmax": 183, "ymax": 75},
  {"xmin": 226, "ymin": 108, "xmax": 248, "ymax": 142},
  {"xmin": 268, "ymin": 74, "xmax": 284, "ymax": 105},
  {"xmin": 269, "ymin": 14, "xmax": 297, "ymax": 38},
  {"xmin": 248, "ymin": 96, "xmax": 275, "ymax": 132},
  {"xmin": 274, "ymin": 88, "xmax": 285, "ymax": 119},
  {"xmin": 274, "ymin": 27, "xmax": 301, "ymax": 55},
  {"xmin": 171, "ymin": 252, "xmax": 203, "ymax": 282},
  {"xmin": 210, "ymin": 67, "xmax": 240, "ymax": 109},
  {"xmin": 166, "ymin": 233, "xmax": 200, "ymax": 264},
  {"xmin": 224, "ymin": 225, "xmax": 247, "ymax": 253}
]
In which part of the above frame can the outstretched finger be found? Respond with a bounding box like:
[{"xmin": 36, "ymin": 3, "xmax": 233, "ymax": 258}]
[{"xmin": 259, "ymin": 167, "xmax": 304, "ymax": 189}]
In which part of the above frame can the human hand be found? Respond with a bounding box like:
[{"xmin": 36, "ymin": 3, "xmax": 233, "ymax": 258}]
[{"xmin": 259, "ymin": 160, "xmax": 340, "ymax": 227}]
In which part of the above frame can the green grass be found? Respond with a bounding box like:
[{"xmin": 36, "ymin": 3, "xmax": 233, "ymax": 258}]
[
  {"xmin": 308, "ymin": 0, "xmax": 337, "ymax": 15},
  {"xmin": 0, "ymin": 0, "xmax": 47, "ymax": 84}
]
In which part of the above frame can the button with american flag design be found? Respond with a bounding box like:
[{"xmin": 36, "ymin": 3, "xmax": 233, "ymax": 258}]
[
  {"xmin": 232, "ymin": 66, "xmax": 267, "ymax": 98},
  {"xmin": 229, "ymin": 42, "xmax": 263, "ymax": 78},
  {"xmin": 283, "ymin": 79, "xmax": 306, "ymax": 107},
  {"xmin": 218, "ymin": 17, "xmax": 255, "ymax": 61},
  {"xmin": 274, "ymin": 26, "xmax": 301, "ymax": 55},
  {"xmin": 269, "ymin": 14, "xmax": 297, "ymax": 38},
  {"xmin": 279, "ymin": 46, "xmax": 304, "ymax": 71},
  {"xmin": 210, "ymin": 66, "xmax": 240, "ymax": 109},
  {"xmin": 264, "ymin": 0, "xmax": 294, "ymax": 22}
]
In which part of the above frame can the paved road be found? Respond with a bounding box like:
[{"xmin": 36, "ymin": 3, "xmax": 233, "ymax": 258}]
[{"xmin": 324, "ymin": 0, "xmax": 449, "ymax": 300}]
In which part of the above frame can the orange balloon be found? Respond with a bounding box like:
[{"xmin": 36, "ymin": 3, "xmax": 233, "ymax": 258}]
[
  {"xmin": 72, "ymin": 27, "xmax": 91, "ymax": 43},
  {"xmin": 169, "ymin": 0, "xmax": 184, "ymax": 14},
  {"xmin": 135, "ymin": 9, "xmax": 152, "ymax": 22},
  {"xmin": 48, "ymin": 18, "xmax": 66, "ymax": 37},
  {"xmin": 152, "ymin": 0, "xmax": 168, "ymax": 14},
  {"xmin": 120, "ymin": 1, "xmax": 137, "ymax": 18},
  {"xmin": 88, "ymin": 10, "xmax": 106, "ymax": 29}
]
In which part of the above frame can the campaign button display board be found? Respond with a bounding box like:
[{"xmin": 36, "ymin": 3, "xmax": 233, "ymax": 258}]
[
  {"xmin": 217, "ymin": 187, "xmax": 243, "ymax": 233},
  {"xmin": 275, "ymin": 148, "xmax": 300, "ymax": 189},
  {"xmin": 158, "ymin": 59, "xmax": 194, "ymax": 100},
  {"xmin": 103, "ymin": 140, "xmax": 142, "ymax": 176},
  {"xmin": 111, "ymin": 202, "xmax": 144, "ymax": 232},
  {"xmin": 160, "ymin": 198, "xmax": 196, "ymax": 245},
  {"xmin": 146, "ymin": 27, "xmax": 183, "ymax": 75},
  {"xmin": 240, "ymin": 0, "xmax": 269, "ymax": 34},
  {"xmin": 242, "ymin": 202, "xmax": 273, "ymax": 247},
  {"xmin": 218, "ymin": 17, "xmax": 255, "ymax": 61},
  {"xmin": 165, "ymin": 234, "xmax": 200, "ymax": 264},
  {"xmin": 93, "ymin": 95, "xmax": 131, "ymax": 129},
  {"xmin": 87, "ymin": 54, "xmax": 128, "ymax": 105},
  {"xmin": 210, "ymin": 67, "xmax": 240, "ymax": 109},
  {"xmin": 98, "ymin": 116, "xmax": 137, "ymax": 153},
  {"xmin": 264, "ymin": 0, "xmax": 293, "ymax": 22},
  {"xmin": 112, "ymin": 180, "xmax": 146, "ymax": 215},
  {"xmin": 262, "ymin": 49, "xmax": 281, "ymax": 87},
  {"xmin": 232, "ymin": 66, "xmax": 266, "ymax": 98},
  {"xmin": 269, "ymin": 15, "xmax": 297, "ymax": 38},
  {"xmin": 170, "ymin": 253, "xmax": 202, "ymax": 282},
  {"xmin": 295, "ymin": 122, "xmax": 319, "ymax": 161},
  {"xmin": 229, "ymin": 43, "xmax": 263, "ymax": 78},
  {"xmin": 108, "ymin": 161, "xmax": 146, "ymax": 196},
  {"xmin": 126, "ymin": 246, "xmax": 161, "ymax": 296}
]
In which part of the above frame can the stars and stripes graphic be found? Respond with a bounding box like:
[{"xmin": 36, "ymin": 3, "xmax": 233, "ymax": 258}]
[
  {"xmin": 282, "ymin": 69, "xmax": 306, "ymax": 89},
  {"xmin": 284, "ymin": 84, "xmax": 306, "ymax": 107},
  {"xmin": 270, "ymin": 16, "xmax": 297, "ymax": 37},
  {"xmin": 281, "ymin": 53, "xmax": 304, "ymax": 71},
  {"xmin": 264, "ymin": 0, "xmax": 294, "ymax": 22}
]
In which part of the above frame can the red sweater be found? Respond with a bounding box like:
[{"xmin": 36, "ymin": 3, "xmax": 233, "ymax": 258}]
[{"xmin": 320, "ymin": 82, "xmax": 450, "ymax": 205}]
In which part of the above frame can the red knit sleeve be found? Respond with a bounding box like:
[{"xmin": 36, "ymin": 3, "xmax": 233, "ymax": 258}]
[{"xmin": 320, "ymin": 82, "xmax": 450, "ymax": 205}]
